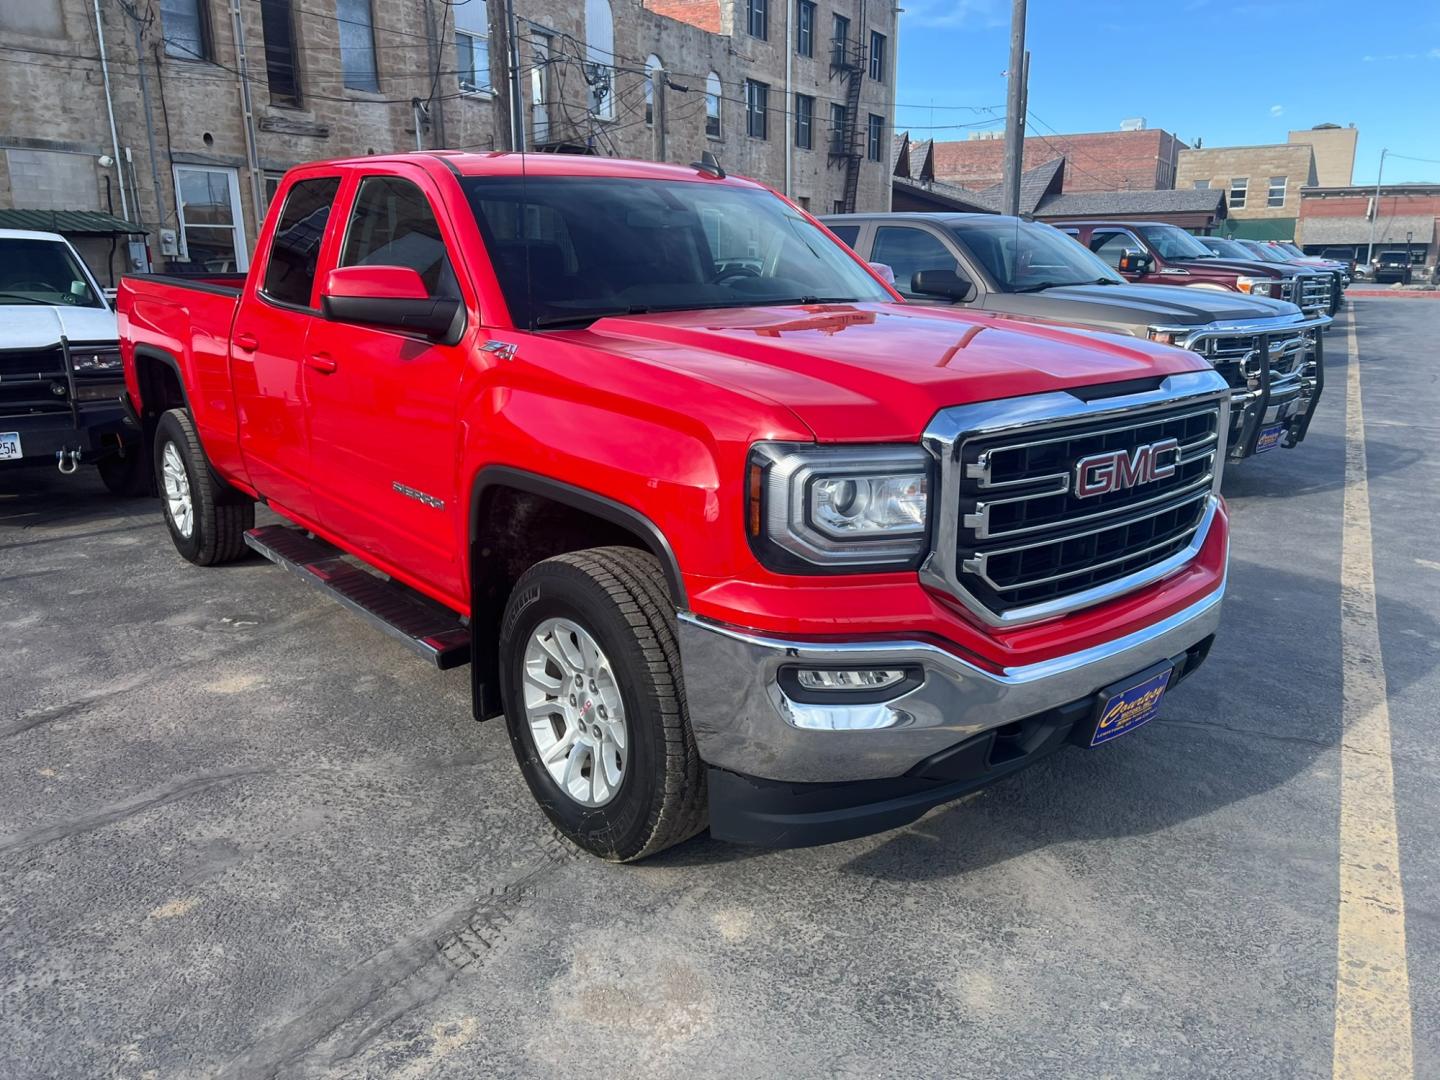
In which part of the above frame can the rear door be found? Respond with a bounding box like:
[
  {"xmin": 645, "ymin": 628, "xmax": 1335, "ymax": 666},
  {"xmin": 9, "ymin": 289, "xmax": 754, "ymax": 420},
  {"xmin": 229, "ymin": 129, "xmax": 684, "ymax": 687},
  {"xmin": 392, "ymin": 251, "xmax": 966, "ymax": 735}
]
[
  {"xmin": 303, "ymin": 166, "xmax": 475, "ymax": 601},
  {"xmin": 230, "ymin": 173, "xmax": 343, "ymax": 522}
]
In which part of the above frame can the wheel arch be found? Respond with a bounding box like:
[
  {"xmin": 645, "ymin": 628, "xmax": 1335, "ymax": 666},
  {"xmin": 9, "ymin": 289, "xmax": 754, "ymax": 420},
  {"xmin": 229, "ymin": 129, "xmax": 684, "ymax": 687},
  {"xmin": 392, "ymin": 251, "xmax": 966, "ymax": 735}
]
[{"xmin": 467, "ymin": 466, "xmax": 688, "ymax": 719}]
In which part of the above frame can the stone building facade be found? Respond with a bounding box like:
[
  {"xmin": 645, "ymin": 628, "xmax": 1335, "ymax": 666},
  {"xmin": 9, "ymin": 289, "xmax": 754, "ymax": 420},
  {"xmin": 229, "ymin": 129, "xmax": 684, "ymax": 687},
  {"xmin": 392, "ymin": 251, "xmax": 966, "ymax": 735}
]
[
  {"xmin": 1289, "ymin": 123, "xmax": 1356, "ymax": 188},
  {"xmin": 1174, "ymin": 143, "xmax": 1317, "ymax": 241},
  {"xmin": 0, "ymin": 0, "xmax": 895, "ymax": 282}
]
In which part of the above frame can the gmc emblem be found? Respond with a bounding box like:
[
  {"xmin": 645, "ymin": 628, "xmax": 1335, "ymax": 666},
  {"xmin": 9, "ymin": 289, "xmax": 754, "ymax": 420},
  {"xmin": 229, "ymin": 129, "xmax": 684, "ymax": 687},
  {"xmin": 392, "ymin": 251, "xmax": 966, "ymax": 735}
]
[{"xmin": 1073, "ymin": 438, "xmax": 1180, "ymax": 498}]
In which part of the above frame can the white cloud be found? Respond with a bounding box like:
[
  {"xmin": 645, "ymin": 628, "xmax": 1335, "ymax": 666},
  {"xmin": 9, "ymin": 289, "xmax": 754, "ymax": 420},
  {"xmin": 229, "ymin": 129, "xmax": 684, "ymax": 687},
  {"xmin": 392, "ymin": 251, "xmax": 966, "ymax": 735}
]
[
  {"xmin": 1430, "ymin": 48, "xmax": 1440, "ymax": 59},
  {"xmin": 1270, "ymin": 104, "xmax": 1285, "ymax": 117},
  {"xmin": 902, "ymin": 0, "xmax": 1006, "ymax": 30}
]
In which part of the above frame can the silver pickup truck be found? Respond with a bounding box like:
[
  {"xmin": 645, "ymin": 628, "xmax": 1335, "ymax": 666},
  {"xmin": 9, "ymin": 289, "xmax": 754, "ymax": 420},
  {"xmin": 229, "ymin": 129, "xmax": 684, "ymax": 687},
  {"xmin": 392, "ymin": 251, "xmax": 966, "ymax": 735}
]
[{"xmin": 823, "ymin": 212, "xmax": 1330, "ymax": 461}]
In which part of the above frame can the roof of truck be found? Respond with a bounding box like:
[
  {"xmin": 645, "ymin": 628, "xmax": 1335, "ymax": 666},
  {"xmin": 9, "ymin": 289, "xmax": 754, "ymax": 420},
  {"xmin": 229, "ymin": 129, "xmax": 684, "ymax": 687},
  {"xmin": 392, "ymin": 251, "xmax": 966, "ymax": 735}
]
[{"xmin": 302, "ymin": 152, "xmax": 768, "ymax": 188}]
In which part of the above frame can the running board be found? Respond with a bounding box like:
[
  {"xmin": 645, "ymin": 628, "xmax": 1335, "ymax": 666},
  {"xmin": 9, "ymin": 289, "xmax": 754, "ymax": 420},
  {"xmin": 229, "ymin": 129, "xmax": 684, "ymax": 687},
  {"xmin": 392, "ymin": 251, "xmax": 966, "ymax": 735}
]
[{"xmin": 243, "ymin": 525, "xmax": 471, "ymax": 670}]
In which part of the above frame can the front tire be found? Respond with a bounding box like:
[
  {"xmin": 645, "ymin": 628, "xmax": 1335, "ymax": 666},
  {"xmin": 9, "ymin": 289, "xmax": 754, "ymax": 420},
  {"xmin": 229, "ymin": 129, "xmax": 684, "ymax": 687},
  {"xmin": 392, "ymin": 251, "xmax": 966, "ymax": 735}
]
[
  {"xmin": 97, "ymin": 448, "xmax": 150, "ymax": 497},
  {"xmin": 498, "ymin": 547, "xmax": 707, "ymax": 862},
  {"xmin": 153, "ymin": 408, "xmax": 254, "ymax": 565}
]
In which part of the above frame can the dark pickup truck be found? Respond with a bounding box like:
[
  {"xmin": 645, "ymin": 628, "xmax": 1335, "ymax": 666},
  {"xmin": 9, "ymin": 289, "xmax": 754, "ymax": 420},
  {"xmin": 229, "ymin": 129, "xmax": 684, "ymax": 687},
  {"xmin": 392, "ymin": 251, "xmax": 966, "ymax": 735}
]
[
  {"xmin": 824, "ymin": 212, "xmax": 1329, "ymax": 460},
  {"xmin": 1052, "ymin": 220, "xmax": 1335, "ymax": 318}
]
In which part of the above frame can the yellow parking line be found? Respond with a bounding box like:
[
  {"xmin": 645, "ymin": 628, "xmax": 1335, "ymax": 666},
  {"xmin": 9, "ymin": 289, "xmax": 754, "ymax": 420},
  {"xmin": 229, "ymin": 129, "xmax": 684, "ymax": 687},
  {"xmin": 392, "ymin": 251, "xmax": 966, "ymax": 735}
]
[{"xmin": 1333, "ymin": 312, "xmax": 1414, "ymax": 1080}]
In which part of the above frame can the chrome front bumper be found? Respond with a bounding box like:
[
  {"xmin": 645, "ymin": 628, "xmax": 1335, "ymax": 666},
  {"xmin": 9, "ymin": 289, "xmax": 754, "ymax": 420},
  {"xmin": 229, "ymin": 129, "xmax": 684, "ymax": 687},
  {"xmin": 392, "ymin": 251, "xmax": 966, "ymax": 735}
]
[{"xmin": 677, "ymin": 565, "xmax": 1226, "ymax": 784}]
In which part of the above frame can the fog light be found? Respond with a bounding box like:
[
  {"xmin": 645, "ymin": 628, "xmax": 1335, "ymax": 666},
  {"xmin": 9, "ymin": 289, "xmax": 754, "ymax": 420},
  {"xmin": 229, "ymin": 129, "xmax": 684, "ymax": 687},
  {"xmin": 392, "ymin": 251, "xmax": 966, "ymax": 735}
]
[{"xmin": 795, "ymin": 668, "xmax": 906, "ymax": 691}]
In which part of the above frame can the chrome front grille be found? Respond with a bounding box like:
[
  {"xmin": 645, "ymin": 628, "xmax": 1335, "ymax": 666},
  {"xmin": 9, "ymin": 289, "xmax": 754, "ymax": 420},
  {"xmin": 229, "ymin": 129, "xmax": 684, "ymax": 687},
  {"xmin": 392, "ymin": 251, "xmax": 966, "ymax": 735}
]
[
  {"xmin": 921, "ymin": 370, "xmax": 1230, "ymax": 627},
  {"xmin": 1297, "ymin": 273, "xmax": 1332, "ymax": 313}
]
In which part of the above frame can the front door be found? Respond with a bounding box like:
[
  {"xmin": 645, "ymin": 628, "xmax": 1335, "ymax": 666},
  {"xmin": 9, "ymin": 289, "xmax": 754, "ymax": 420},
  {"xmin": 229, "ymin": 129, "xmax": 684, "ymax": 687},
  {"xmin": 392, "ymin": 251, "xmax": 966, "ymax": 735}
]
[
  {"xmin": 229, "ymin": 174, "xmax": 342, "ymax": 521},
  {"xmin": 1089, "ymin": 228, "xmax": 1153, "ymax": 284},
  {"xmin": 869, "ymin": 224, "xmax": 967, "ymax": 301},
  {"xmin": 304, "ymin": 170, "xmax": 473, "ymax": 602}
]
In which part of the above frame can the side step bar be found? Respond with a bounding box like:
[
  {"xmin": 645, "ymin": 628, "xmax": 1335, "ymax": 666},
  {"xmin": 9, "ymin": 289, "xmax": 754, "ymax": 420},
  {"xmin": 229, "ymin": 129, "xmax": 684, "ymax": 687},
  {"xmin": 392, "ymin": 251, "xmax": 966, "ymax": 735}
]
[{"xmin": 243, "ymin": 525, "xmax": 471, "ymax": 670}]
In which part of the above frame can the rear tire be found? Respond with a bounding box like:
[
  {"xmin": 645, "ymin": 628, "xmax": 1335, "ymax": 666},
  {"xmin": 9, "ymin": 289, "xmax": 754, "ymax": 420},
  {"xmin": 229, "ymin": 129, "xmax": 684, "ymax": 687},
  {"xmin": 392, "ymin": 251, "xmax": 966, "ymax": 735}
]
[
  {"xmin": 498, "ymin": 547, "xmax": 707, "ymax": 862},
  {"xmin": 153, "ymin": 408, "xmax": 253, "ymax": 565},
  {"xmin": 97, "ymin": 448, "xmax": 150, "ymax": 497}
]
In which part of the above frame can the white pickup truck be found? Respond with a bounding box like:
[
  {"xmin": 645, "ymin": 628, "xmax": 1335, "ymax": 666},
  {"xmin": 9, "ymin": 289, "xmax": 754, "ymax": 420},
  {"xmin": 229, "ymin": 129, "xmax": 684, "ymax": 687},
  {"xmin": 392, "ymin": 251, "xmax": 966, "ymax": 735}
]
[{"xmin": 0, "ymin": 229, "xmax": 145, "ymax": 492}]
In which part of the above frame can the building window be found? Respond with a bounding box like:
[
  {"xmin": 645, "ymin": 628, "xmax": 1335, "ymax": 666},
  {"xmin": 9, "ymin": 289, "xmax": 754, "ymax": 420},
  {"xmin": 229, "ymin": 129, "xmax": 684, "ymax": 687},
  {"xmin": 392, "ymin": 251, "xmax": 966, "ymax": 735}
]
[
  {"xmin": 796, "ymin": 0, "xmax": 814, "ymax": 57},
  {"xmin": 261, "ymin": 176, "xmax": 341, "ymax": 306},
  {"xmin": 173, "ymin": 165, "xmax": 248, "ymax": 272},
  {"xmin": 833, "ymin": 200, "xmax": 845, "ymax": 214},
  {"xmin": 797, "ymin": 196, "xmax": 811, "ymax": 211},
  {"xmin": 705, "ymin": 72, "xmax": 721, "ymax": 137},
  {"xmin": 1229, "ymin": 177, "xmax": 1248, "ymax": 210},
  {"xmin": 746, "ymin": 0, "xmax": 767, "ymax": 40},
  {"xmin": 337, "ymin": 0, "xmax": 379, "ymax": 92},
  {"xmin": 832, "ymin": 13, "xmax": 850, "ymax": 66},
  {"xmin": 585, "ymin": 0, "xmax": 615, "ymax": 119},
  {"xmin": 530, "ymin": 33, "xmax": 552, "ymax": 142},
  {"xmin": 745, "ymin": 79, "xmax": 768, "ymax": 139},
  {"xmin": 260, "ymin": 0, "xmax": 300, "ymax": 105},
  {"xmin": 867, "ymin": 113, "xmax": 883, "ymax": 161},
  {"xmin": 644, "ymin": 54, "xmax": 661, "ymax": 125},
  {"xmin": 1192, "ymin": 179, "xmax": 1210, "ymax": 189},
  {"xmin": 161, "ymin": 0, "xmax": 210, "ymax": 61},
  {"xmin": 1267, "ymin": 176, "xmax": 1286, "ymax": 208},
  {"xmin": 868, "ymin": 31, "xmax": 886, "ymax": 81},
  {"xmin": 455, "ymin": 0, "xmax": 491, "ymax": 93},
  {"xmin": 829, "ymin": 102, "xmax": 847, "ymax": 155},
  {"xmin": 795, "ymin": 93, "xmax": 813, "ymax": 149}
]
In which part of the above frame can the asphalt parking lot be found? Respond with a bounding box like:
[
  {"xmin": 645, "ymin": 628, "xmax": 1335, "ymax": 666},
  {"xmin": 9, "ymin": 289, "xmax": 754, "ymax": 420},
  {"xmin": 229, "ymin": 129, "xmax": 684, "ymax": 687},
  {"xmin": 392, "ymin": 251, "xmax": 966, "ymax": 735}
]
[{"xmin": 3, "ymin": 299, "xmax": 1437, "ymax": 1079}]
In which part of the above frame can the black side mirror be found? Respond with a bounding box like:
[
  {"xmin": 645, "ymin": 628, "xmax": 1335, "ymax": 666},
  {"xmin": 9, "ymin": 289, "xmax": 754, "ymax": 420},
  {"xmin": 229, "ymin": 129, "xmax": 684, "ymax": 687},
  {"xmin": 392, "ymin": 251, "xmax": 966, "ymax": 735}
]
[
  {"xmin": 911, "ymin": 268, "xmax": 974, "ymax": 302},
  {"xmin": 1118, "ymin": 250, "xmax": 1154, "ymax": 275}
]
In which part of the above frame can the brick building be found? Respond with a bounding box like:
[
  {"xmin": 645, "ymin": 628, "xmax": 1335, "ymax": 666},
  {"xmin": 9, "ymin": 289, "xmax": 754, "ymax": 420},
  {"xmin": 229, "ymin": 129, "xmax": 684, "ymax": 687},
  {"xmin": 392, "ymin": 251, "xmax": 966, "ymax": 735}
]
[
  {"xmin": 931, "ymin": 127, "xmax": 1186, "ymax": 194},
  {"xmin": 1297, "ymin": 184, "xmax": 1440, "ymax": 273},
  {"xmin": 0, "ymin": 0, "xmax": 895, "ymax": 283},
  {"xmin": 1174, "ymin": 143, "xmax": 1317, "ymax": 241}
]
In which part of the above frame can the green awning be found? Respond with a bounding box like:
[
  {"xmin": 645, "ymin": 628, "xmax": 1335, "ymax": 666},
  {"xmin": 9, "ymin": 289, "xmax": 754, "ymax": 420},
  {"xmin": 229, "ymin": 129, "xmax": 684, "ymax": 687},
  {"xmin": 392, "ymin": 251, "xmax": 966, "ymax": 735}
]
[
  {"xmin": 1223, "ymin": 217, "xmax": 1297, "ymax": 242},
  {"xmin": 0, "ymin": 209, "xmax": 146, "ymax": 236}
]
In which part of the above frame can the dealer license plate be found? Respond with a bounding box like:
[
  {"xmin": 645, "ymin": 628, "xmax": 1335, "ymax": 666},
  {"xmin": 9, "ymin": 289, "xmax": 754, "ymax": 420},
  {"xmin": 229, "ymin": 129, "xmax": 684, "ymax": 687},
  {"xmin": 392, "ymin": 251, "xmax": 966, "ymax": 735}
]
[
  {"xmin": 1089, "ymin": 666, "xmax": 1173, "ymax": 747},
  {"xmin": 1255, "ymin": 424, "xmax": 1285, "ymax": 454},
  {"xmin": 0, "ymin": 432, "xmax": 22, "ymax": 461}
]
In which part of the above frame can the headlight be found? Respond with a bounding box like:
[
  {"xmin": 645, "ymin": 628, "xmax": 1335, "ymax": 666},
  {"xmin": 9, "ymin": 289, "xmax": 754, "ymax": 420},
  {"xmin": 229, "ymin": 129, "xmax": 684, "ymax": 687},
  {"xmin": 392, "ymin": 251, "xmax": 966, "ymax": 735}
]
[
  {"xmin": 1236, "ymin": 276, "xmax": 1272, "ymax": 296},
  {"xmin": 747, "ymin": 443, "xmax": 931, "ymax": 570},
  {"xmin": 71, "ymin": 346, "xmax": 123, "ymax": 372},
  {"xmin": 1148, "ymin": 329, "xmax": 1186, "ymax": 346}
]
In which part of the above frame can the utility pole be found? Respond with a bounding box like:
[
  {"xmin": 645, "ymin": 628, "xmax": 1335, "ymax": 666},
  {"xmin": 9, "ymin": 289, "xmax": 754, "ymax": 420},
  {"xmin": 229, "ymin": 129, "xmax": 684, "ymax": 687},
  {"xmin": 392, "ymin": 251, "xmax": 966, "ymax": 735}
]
[
  {"xmin": 1000, "ymin": 0, "xmax": 1028, "ymax": 216},
  {"xmin": 651, "ymin": 67, "xmax": 667, "ymax": 162},
  {"xmin": 1365, "ymin": 148, "xmax": 1388, "ymax": 268}
]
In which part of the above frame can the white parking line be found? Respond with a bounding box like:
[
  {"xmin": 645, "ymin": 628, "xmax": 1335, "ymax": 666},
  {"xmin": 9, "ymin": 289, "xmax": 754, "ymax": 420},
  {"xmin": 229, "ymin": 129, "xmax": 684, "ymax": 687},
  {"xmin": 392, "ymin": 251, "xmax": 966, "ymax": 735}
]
[{"xmin": 1333, "ymin": 312, "xmax": 1414, "ymax": 1080}]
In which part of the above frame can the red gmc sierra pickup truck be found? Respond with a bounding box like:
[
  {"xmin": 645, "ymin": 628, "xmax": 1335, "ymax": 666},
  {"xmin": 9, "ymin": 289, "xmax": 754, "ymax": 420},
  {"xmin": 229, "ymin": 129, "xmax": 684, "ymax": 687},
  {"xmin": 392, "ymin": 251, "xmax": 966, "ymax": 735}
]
[{"xmin": 119, "ymin": 152, "xmax": 1231, "ymax": 861}]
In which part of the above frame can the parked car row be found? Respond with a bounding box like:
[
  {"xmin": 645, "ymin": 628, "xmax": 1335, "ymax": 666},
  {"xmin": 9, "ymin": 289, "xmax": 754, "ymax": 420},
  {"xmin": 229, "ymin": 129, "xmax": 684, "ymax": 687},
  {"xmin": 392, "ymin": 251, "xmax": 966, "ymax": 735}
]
[{"xmin": 823, "ymin": 212, "xmax": 1329, "ymax": 461}]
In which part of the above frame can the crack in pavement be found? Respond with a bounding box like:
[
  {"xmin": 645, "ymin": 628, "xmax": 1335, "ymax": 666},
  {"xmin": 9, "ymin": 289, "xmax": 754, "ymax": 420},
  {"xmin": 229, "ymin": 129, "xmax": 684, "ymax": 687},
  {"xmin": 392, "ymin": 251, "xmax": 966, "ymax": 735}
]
[{"xmin": 1155, "ymin": 717, "xmax": 1333, "ymax": 750}]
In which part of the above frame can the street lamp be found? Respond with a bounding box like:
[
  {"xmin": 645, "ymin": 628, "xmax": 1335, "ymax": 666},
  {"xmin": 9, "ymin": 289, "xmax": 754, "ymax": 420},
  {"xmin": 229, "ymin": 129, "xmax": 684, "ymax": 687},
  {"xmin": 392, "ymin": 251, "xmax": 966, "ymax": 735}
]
[{"xmin": 1366, "ymin": 148, "xmax": 1388, "ymax": 269}]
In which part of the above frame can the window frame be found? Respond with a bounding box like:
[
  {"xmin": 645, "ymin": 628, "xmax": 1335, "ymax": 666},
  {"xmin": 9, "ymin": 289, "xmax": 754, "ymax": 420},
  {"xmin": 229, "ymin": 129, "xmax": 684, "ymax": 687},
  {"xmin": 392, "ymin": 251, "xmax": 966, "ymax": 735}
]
[
  {"xmin": 644, "ymin": 54, "xmax": 662, "ymax": 126},
  {"xmin": 172, "ymin": 164, "xmax": 249, "ymax": 273},
  {"xmin": 337, "ymin": 0, "xmax": 381, "ymax": 93},
  {"xmin": 745, "ymin": 79, "xmax": 769, "ymax": 140},
  {"xmin": 1192, "ymin": 179, "xmax": 1210, "ymax": 190},
  {"xmin": 796, "ymin": 0, "xmax": 815, "ymax": 57},
  {"xmin": 336, "ymin": 174, "xmax": 460, "ymax": 305},
  {"xmin": 259, "ymin": 0, "xmax": 301, "ymax": 106},
  {"xmin": 1267, "ymin": 175, "xmax": 1286, "ymax": 208},
  {"xmin": 454, "ymin": 0, "xmax": 492, "ymax": 95},
  {"xmin": 704, "ymin": 72, "xmax": 722, "ymax": 138},
  {"xmin": 746, "ymin": 0, "xmax": 768, "ymax": 40},
  {"xmin": 832, "ymin": 13, "xmax": 851, "ymax": 66},
  {"xmin": 868, "ymin": 30, "xmax": 885, "ymax": 81},
  {"xmin": 795, "ymin": 93, "xmax": 814, "ymax": 150},
  {"xmin": 161, "ymin": 0, "xmax": 213, "ymax": 62},
  {"xmin": 1229, "ymin": 176, "xmax": 1248, "ymax": 210},
  {"xmin": 866, "ymin": 113, "xmax": 883, "ymax": 161}
]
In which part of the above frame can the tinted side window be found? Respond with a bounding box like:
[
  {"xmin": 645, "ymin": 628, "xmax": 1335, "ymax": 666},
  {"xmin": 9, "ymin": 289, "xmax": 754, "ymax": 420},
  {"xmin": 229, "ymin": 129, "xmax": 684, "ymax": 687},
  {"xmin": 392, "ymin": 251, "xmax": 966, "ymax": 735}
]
[
  {"xmin": 827, "ymin": 224, "xmax": 860, "ymax": 249},
  {"xmin": 871, "ymin": 226, "xmax": 957, "ymax": 296},
  {"xmin": 262, "ymin": 176, "xmax": 341, "ymax": 306},
  {"xmin": 340, "ymin": 176, "xmax": 458, "ymax": 298},
  {"xmin": 1090, "ymin": 231, "xmax": 1139, "ymax": 270}
]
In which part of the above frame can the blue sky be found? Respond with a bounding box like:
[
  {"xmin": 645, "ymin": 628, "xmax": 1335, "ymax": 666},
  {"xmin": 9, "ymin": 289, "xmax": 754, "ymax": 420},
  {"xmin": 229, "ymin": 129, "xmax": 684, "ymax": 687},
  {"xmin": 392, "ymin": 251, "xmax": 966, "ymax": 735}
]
[{"xmin": 894, "ymin": 0, "xmax": 1440, "ymax": 185}]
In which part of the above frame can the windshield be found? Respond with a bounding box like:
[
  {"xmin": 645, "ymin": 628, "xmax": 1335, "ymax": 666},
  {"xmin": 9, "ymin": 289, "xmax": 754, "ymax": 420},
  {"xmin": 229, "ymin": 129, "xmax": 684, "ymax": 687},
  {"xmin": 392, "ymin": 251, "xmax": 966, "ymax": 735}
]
[
  {"xmin": 1276, "ymin": 242, "xmax": 1305, "ymax": 258},
  {"xmin": 1245, "ymin": 243, "xmax": 1290, "ymax": 264},
  {"xmin": 948, "ymin": 218, "xmax": 1122, "ymax": 291},
  {"xmin": 1137, "ymin": 224, "xmax": 1214, "ymax": 260},
  {"xmin": 0, "ymin": 238, "xmax": 103, "ymax": 307},
  {"xmin": 1199, "ymin": 237, "xmax": 1256, "ymax": 260},
  {"xmin": 459, "ymin": 176, "xmax": 891, "ymax": 328}
]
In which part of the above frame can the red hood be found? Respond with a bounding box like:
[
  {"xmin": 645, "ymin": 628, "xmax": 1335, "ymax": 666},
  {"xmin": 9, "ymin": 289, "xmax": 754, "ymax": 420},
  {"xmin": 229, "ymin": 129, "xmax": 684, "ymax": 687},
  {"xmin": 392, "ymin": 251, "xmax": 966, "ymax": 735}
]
[{"xmin": 578, "ymin": 303, "xmax": 1209, "ymax": 441}]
